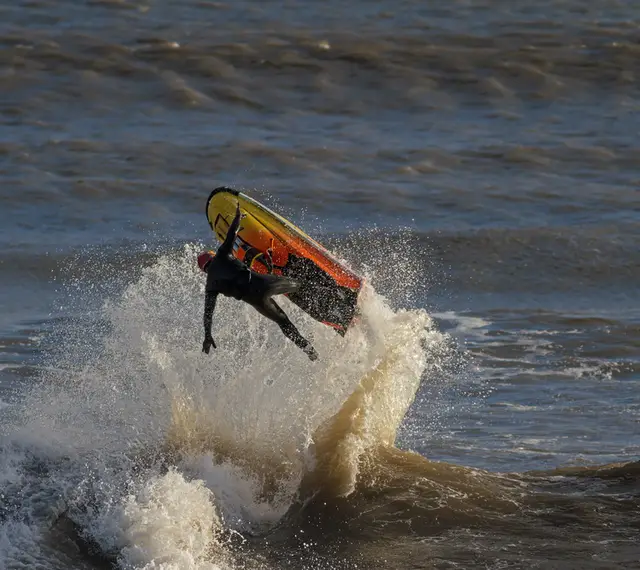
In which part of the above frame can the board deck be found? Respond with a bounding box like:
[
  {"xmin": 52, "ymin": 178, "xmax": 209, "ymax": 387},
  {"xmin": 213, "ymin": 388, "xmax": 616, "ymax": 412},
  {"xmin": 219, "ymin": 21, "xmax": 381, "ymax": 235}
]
[{"xmin": 205, "ymin": 187, "xmax": 363, "ymax": 335}]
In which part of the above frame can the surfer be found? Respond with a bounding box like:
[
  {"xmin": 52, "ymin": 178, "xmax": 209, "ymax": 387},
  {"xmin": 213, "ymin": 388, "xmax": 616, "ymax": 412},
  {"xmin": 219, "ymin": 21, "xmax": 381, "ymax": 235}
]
[{"xmin": 198, "ymin": 201, "xmax": 319, "ymax": 361}]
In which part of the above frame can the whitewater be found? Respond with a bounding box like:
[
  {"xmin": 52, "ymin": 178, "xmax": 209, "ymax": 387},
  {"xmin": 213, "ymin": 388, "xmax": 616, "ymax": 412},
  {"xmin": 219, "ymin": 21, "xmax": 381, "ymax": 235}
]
[{"xmin": 0, "ymin": 243, "xmax": 456, "ymax": 570}]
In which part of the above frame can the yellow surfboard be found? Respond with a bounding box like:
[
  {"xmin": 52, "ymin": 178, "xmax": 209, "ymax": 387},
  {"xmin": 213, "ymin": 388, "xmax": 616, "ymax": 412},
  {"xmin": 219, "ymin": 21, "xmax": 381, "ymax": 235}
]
[{"xmin": 205, "ymin": 187, "xmax": 363, "ymax": 335}]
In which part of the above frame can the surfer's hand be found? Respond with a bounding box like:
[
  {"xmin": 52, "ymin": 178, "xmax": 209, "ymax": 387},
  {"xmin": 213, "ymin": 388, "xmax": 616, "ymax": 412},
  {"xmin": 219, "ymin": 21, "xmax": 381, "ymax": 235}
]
[
  {"xmin": 202, "ymin": 336, "xmax": 216, "ymax": 354},
  {"xmin": 236, "ymin": 202, "xmax": 246, "ymax": 220}
]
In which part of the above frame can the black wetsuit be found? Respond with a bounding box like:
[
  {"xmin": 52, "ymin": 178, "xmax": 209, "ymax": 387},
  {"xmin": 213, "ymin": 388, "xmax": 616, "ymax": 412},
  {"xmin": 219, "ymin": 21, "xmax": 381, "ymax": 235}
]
[{"xmin": 203, "ymin": 207, "xmax": 316, "ymax": 358}]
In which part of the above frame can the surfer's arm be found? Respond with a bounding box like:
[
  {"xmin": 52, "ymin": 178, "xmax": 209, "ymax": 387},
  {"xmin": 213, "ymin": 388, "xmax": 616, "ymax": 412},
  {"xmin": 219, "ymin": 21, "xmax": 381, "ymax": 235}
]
[
  {"xmin": 218, "ymin": 202, "xmax": 245, "ymax": 257},
  {"xmin": 202, "ymin": 290, "xmax": 218, "ymax": 354}
]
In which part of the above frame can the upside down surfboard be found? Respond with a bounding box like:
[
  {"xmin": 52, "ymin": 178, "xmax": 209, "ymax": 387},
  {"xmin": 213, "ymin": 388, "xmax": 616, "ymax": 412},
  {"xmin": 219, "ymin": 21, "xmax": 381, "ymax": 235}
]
[{"xmin": 205, "ymin": 187, "xmax": 363, "ymax": 335}]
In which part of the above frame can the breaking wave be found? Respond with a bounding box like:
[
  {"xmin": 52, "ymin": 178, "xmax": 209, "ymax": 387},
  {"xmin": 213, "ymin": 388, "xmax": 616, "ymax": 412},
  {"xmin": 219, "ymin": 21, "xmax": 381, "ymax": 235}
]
[{"xmin": 0, "ymin": 242, "xmax": 458, "ymax": 569}]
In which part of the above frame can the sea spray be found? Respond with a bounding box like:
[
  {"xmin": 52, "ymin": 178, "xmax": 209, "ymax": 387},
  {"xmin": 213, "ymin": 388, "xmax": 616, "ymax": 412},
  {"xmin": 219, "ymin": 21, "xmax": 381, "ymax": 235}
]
[{"xmin": 1, "ymin": 242, "xmax": 456, "ymax": 568}]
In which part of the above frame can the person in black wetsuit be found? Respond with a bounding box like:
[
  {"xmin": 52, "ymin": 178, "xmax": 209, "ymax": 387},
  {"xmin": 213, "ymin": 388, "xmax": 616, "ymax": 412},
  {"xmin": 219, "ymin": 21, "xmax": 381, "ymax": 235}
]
[{"xmin": 198, "ymin": 201, "xmax": 318, "ymax": 361}]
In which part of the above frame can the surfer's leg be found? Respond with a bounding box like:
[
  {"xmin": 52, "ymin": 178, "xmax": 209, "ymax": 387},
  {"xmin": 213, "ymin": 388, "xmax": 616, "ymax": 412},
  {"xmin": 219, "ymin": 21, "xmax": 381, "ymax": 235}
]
[
  {"xmin": 263, "ymin": 276, "xmax": 301, "ymax": 298},
  {"xmin": 251, "ymin": 297, "xmax": 318, "ymax": 361}
]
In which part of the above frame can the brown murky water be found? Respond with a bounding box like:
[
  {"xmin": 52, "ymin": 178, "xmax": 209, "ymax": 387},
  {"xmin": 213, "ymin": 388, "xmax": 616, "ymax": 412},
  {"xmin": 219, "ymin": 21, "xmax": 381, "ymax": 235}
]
[{"xmin": 1, "ymin": 2, "xmax": 639, "ymax": 569}]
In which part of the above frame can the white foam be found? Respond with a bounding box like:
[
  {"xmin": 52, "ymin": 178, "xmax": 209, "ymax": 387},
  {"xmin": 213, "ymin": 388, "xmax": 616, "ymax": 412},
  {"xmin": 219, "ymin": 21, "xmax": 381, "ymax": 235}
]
[
  {"xmin": 0, "ymin": 243, "xmax": 451, "ymax": 569},
  {"xmin": 94, "ymin": 469, "xmax": 229, "ymax": 570},
  {"xmin": 181, "ymin": 454, "xmax": 293, "ymax": 535},
  {"xmin": 492, "ymin": 402, "xmax": 541, "ymax": 411},
  {"xmin": 433, "ymin": 311, "xmax": 492, "ymax": 336}
]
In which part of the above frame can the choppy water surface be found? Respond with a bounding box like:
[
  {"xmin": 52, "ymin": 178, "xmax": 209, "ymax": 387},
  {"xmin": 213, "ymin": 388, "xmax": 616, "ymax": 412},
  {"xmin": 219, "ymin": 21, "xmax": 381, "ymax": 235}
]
[{"xmin": 1, "ymin": 2, "xmax": 639, "ymax": 569}]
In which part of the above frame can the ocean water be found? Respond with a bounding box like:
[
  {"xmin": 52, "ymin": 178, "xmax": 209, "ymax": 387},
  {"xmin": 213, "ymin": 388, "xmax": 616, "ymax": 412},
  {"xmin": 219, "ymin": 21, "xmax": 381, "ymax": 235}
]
[{"xmin": 1, "ymin": 1, "xmax": 639, "ymax": 569}]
